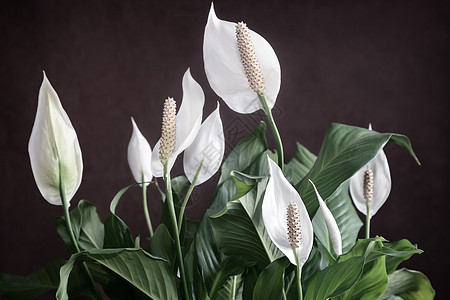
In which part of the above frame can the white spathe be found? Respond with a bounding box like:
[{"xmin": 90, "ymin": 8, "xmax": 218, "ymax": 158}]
[
  {"xmin": 183, "ymin": 102, "xmax": 224, "ymax": 186},
  {"xmin": 309, "ymin": 180, "xmax": 342, "ymax": 256},
  {"xmin": 28, "ymin": 72, "xmax": 83, "ymax": 206},
  {"xmin": 151, "ymin": 69, "xmax": 204, "ymax": 177},
  {"xmin": 262, "ymin": 157, "xmax": 313, "ymax": 266},
  {"xmin": 127, "ymin": 117, "xmax": 153, "ymax": 186},
  {"xmin": 203, "ymin": 4, "xmax": 281, "ymax": 114},
  {"xmin": 349, "ymin": 124, "xmax": 392, "ymax": 219}
]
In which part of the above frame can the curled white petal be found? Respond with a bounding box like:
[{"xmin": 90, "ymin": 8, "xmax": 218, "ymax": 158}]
[
  {"xmin": 127, "ymin": 117, "xmax": 153, "ymax": 186},
  {"xmin": 203, "ymin": 4, "xmax": 281, "ymax": 114},
  {"xmin": 151, "ymin": 69, "xmax": 205, "ymax": 177},
  {"xmin": 309, "ymin": 180, "xmax": 342, "ymax": 256},
  {"xmin": 183, "ymin": 102, "xmax": 224, "ymax": 186},
  {"xmin": 262, "ymin": 157, "xmax": 313, "ymax": 266},
  {"xmin": 28, "ymin": 72, "xmax": 83, "ymax": 205},
  {"xmin": 349, "ymin": 125, "xmax": 392, "ymax": 218}
]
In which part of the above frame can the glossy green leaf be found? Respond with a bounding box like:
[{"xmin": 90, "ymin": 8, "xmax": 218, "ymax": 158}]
[
  {"xmin": 0, "ymin": 258, "xmax": 101, "ymax": 300},
  {"xmin": 56, "ymin": 248, "xmax": 179, "ymax": 300},
  {"xmin": 149, "ymin": 224, "xmax": 175, "ymax": 272},
  {"xmin": 211, "ymin": 175, "xmax": 283, "ymax": 266},
  {"xmin": 380, "ymin": 268, "xmax": 435, "ymax": 300},
  {"xmin": 296, "ymin": 123, "xmax": 419, "ymax": 219},
  {"xmin": 304, "ymin": 256, "xmax": 365, "ymax": 300},
  {"xmin": 194, "ymin": 124, "xmax": 268, "ymax": 292},
  {"xmin": 218, "ymin": 122, "xmax": 268, "ymax": 185},
  {"xmin": 283, "ymin": 142, "xmax": 316, "ymax": 186},
  {"xmin": 252, "ymin": 257, "xmax": 290, "ymax": 300},
  {"xmin": 335, "ymin": 256, "xmax": 388, "ymax": 300},
  {"xmin": 381, "ymin": 239, "xmax": 423, "ymax": 274}
]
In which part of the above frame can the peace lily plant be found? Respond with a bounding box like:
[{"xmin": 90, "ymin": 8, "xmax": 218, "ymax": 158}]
[{"xmin": 0, "ymin": 4, "xmax": 434, "ymax": 300}]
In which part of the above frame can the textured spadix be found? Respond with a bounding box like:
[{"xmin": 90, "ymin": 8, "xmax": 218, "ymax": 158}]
[
  {"xmin": 151, "ymin": 69, "xmax": 204, "ymax": 177},
  {"xmin": 28, "ymin": 73, "xmax": 83, "ymax": 206},
  {"xmin": 127, "ymin": 117, "xmax": 153, "ymax": 186},
  {"xmin": 203, "ymin": 4, "xmax": 281, "ymax": 114},
  {"xmin": 310, "ymin": 180, "xmax": 342, "ymax": 256},
  {"xmin": 349, "ymin": 124, "xmax": 392, "ymax": 218},
  {"xmin": 183, "ymin": 102, "xmax": 224, "ymax": 185},
  {"xmin": 262, "ymin": 157, "xmax": 313, "ymax": 266}
]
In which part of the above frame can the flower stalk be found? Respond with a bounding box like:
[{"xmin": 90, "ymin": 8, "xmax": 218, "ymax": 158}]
[
  {"xmin": 159, "ymin": 97, "xmax": 189, "ymax": 299},
  {"xmin": 59, "ymin": 161, "xmax": 102, "ymax": 300},
  {"xmin": 142, "ymin": 173, "xmax": 153, "ymax": 237}
]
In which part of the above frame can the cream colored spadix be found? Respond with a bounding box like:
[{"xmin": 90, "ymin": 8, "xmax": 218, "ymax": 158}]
[
  {"xmin": 262, "ymin": 157, "xmax": 313, "ymax": 266},
  {"xmin": 183, "ymin": 102, "xmax": 224, "ymax": 185},
  {"xmin": 127, "ymin": 117, "xmax": 153, "ymax": 186},
  {"xmin": 151, "ymin": 69, "xmax": 204, "ymax": 177},
  {"xmin": 203, "ymin": 4, "xmax": 281, "ymax": 114},
  {"xmin": 28, "ymin": 73, "xmax": 83, "ymax": 206},
  {"xmin": 309, "ymin": 180, "xmax": 342, "ymax": 256},
  {"xmin": 349, "ymin": 124, "xmax": 392, "ymax": 218}
]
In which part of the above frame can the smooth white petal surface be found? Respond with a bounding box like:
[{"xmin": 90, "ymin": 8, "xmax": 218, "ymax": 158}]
[
  {"xmin": 127, "ymin": 117, "xmax": 153, "ymax": 186},
  {"xmin": 203, "ymin": 4, "xmax": 281, "ymax": 114},
  {"xmin": 262, "ymin": 157, "xmax": 313, "ymax": 266},
  {"xmin": 349, "ymin": 125, "xmax": 392, "ymax": 218},
  {"xmin": 151, "ymin": 69, "xmax": 204, "ymax": 177},
  {"xmin": 310, "ymin": 180, "xmax": 342, "ymax": 256},
  {"xmin": 28, "ymin": 73, "xmax": 83, "ymax": 205},
  {"xmin": 183, "ymin": 102, "xmax": 224, "ymax": 185}
]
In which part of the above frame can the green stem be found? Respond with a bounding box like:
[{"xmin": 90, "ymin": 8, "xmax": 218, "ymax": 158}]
[
  {"xmin": 293, "ymin": 247, "xmax": 303, "ymax": 300},
  {"xmin": 365, "ymin": 202, "xmax": 370, "ymax": 239},
  {"xmin": 282, "ymin": 288, "xmax": 287, "ymax": 300},
  {"xmin": 164, "ymin": 163, "xmax": 189, "ymax": 300},
  {"xmin": 177, "ymin": 161, "xmax": 203, "ymax": 232},
  {"xmin": 59, "ymin": 164, "xmax": 102, "ymax": 300},
  {"xmin": 142, "ymin": 174, "xmax": 153, "ymax": 238},
  {"xmin": 258, "ymin": 94, "xmax": 284, "ymax": 170},
  {"xmin": 231, "ymin": 275, "xmax": 237, "ymax": 300}
]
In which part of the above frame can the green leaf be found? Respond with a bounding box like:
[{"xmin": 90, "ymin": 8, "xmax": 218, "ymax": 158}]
[
  {"xmin": 335, "ymin": 256, "xmax": 388, "ymax": 300},
  {"xmin": 208, "ymin": 257, "xmax": 249, "ymax": 298},
  {"xmin": 381, "ymin": 239, "xmax": 423, "ymax": 274},
  {"xmin": 211, "ymin": 174, "xmax": 283, "ymax": 267},
  {"xmin": 0, "ymin": 258, "xmax": 100, "ymax": 300},
  {"xmin": 194, "ymin": 124, "xmax": 268, "ymax": 293},
  {"xmin": 56, "ymin": 248, "xmax": 179, "ymax": 300},
  {"xmin": 104, "ymin": 214, "xmax": 134, "ymax": 248},
  {"xmin": 304, "ymin": 256, "xmax": 365, "ymax": 300},
  {"xmin": 218, "ymin": 122, "xmax": 268, "ymax": 185},
  {"xmin": 296, "ymin": 123, "xmax": 419, "ymax": 219},
  {"xmin": 149, "ymin": 224, "xmax": 175, "ymax": 270},
  {"xmin": 252, "ymin": 257, "xmax": 290, "ymax": 300},
  {"xmin": 379, "ymin": 268, "xmax": 435, "ymax": 300},
  {"xmin": 0, "ymin": 258, "xmax": 63, "ymax": 299},
  {"xmin": 284, "ymin": 142, "xmax": 316, "ymax": 186}
]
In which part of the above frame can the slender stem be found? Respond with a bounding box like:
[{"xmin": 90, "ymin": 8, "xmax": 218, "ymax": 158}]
[
  {"xmin": 365, "ymin": 202, "xmax": 370, "ymax": 239},
  {"xmin": 293, "ymin": 247, "xmax": 303, "ymax": 300},
  {"xmin": 164, "ymin": 163, "xmax": 189, "ymax": 300},
  {"xmin": 282, "ymin": 288, "xmax": 287, "ymax": 300},
  {"xmin": 258, "ymin": 94, "xmax": 284, "ymax": 170},
  {"xmin": 154, "ymin": 178, "xmax": 165, "ymax": 200},
  {"xmin": 177, "ymin": 161, "xmax": 203, "ymax": 232},
  {"xmin": 141, "ymin": 174, "xmax": 153, "ymax": 238},
  {"xmin": 59, "ymin": 164, "xmax": 102, "ymax": 300},
  {"xmin": 231, "ymin": 275, "xmax": 237, "ymax": 300}
]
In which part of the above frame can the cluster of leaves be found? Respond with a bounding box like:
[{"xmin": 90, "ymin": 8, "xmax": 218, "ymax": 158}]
[{"xmin": 0, "ymin": 122, "xmax": 434, "ymax": 299}]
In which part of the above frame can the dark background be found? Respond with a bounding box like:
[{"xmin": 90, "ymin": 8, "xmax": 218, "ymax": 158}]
[{"xmin": 1, "ymin": 0, "xmax": 448, "ymax": 298}]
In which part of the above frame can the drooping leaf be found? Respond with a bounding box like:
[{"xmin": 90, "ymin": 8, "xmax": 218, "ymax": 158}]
[
  {"xmin": 56, "ymin": 248, "xmax": 179, "ymax": 300},
  {"xmin": 296, "ymin": 123, "xmax": 419, "ymax": 219},
  {"xmin": 379, "ymin": 268, "xmax": 435, "ymax": 300}
]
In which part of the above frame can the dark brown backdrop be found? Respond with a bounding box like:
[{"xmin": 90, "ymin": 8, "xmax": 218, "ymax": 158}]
[{"xmin": 1, "ymin": 0, "xmax": 448, "ymax": 298}]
